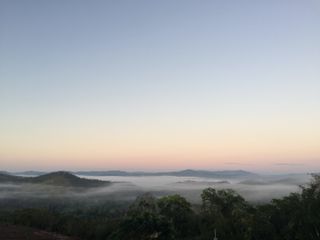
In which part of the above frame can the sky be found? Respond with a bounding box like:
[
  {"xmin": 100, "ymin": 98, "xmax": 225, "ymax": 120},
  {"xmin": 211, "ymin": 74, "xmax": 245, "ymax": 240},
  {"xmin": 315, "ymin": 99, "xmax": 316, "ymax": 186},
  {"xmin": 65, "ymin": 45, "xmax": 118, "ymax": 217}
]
[{"xmin": 0, "ymin": 0, "xmax": 320, "ymax": 173}]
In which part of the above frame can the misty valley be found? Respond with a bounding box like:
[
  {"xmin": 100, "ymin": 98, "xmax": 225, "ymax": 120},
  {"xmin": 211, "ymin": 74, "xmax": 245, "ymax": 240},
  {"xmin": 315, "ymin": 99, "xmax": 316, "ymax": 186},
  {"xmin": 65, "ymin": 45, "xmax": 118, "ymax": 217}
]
[
  {"xmin": 0, "ymin": 170, "xmax": 319, "ymax": 240},
  {"xmin": 0, "ymin": 170, "xmax": 311, "ymax": 203},
  {"xmin": 2, "ymin": 0, "xmax": 320, "ymax": 239}
]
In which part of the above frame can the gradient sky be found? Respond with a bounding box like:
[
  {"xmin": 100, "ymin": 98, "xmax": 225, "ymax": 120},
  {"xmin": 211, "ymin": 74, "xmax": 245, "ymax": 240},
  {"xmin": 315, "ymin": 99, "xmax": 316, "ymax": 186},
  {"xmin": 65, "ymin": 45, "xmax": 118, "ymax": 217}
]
[{"xmin": 1, "ymin": 0, "xmax": 320, "ymax": 173}]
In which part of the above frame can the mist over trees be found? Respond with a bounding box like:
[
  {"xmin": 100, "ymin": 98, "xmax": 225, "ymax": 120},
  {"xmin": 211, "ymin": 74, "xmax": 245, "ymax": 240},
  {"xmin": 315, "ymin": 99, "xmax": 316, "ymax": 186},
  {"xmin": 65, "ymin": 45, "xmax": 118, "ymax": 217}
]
[{"xmin": 0, "ymin": 174, "xmax": 319, "ymax": 239}]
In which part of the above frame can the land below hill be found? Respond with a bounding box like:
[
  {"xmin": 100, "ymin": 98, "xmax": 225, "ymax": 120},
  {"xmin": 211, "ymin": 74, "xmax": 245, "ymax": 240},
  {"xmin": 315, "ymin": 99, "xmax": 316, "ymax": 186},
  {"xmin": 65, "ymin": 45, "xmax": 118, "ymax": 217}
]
[{"xmin": 0, "ymin": 223, "xmax": 78, "ymax": 240}]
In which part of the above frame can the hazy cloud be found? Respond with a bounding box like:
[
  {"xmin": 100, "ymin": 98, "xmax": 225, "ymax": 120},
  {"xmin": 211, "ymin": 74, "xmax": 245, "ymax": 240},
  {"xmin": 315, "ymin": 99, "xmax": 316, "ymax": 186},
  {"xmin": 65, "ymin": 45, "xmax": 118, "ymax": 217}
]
[
  {"xmin": 275, "ymin": 163, "xmax": 305, "ymax": 166},
  {"xmin": 224, "ymin": 162, "xmax": 245, "ymax": 165}
]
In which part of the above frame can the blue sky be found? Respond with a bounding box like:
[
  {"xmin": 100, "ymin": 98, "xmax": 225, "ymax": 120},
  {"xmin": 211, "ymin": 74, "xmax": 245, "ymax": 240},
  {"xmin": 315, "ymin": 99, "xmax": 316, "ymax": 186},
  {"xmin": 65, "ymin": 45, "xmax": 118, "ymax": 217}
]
[{"xmin": 1, "ymin": 0, "xmax": 320, "ymax": 172}]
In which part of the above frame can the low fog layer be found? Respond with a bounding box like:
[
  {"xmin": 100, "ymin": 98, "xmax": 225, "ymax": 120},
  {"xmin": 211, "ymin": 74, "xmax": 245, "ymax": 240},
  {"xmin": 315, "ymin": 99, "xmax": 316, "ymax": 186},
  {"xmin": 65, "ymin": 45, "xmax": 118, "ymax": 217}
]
[
  {"xmin": 79, "ymin": 174, "xmax": 310, "ymax": 203},
  {"xmin": 0, "ymin": 173, "xmax": 312, "ymax": 204}
]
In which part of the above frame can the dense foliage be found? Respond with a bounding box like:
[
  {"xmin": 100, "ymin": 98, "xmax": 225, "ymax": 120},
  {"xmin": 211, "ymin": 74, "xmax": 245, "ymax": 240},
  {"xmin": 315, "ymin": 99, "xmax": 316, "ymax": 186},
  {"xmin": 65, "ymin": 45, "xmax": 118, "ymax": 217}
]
[{"xmin": 0, "ymin": 175, "xmax": 319, "ymax": 240}]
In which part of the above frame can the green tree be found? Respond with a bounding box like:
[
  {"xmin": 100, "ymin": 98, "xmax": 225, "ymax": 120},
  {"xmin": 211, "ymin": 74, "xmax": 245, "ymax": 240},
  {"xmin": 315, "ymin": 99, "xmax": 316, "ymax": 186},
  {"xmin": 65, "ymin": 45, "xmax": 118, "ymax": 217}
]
[
  {"xmin": 200, "ymin": 188, "xmax": 253, "ymax": 240},
  {"xmin": 268, "ymin": 174, "xmax": 320, "ymax": 240},
  {"xmin": 111, "ymin": 193, "xmax": 174, "ymax": 240},
  {"xmin": 158, "ymin": 194, "xmax": 197, "ymax": 238}
]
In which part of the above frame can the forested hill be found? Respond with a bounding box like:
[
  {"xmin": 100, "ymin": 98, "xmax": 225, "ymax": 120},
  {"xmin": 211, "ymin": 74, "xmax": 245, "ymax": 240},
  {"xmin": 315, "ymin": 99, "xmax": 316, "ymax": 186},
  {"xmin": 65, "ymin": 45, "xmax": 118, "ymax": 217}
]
[{"xmin": 0, "ymin": 171, "xmax": 110, "ymax": 188}]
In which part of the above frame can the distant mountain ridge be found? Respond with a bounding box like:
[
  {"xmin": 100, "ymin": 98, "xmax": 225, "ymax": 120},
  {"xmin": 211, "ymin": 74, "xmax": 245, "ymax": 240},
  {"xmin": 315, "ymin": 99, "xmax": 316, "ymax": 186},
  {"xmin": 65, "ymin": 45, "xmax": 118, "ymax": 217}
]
[
  {"xmin": 0, "ymin": 171, "xmax": 110, "ymax": 188},
  {"xmin": 8, "ymin": 169, "xmax": 259, "ymax": 179},
  {"xmin": 75, "ymin": 169, "xmax": 258, "ymax": 179}
]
